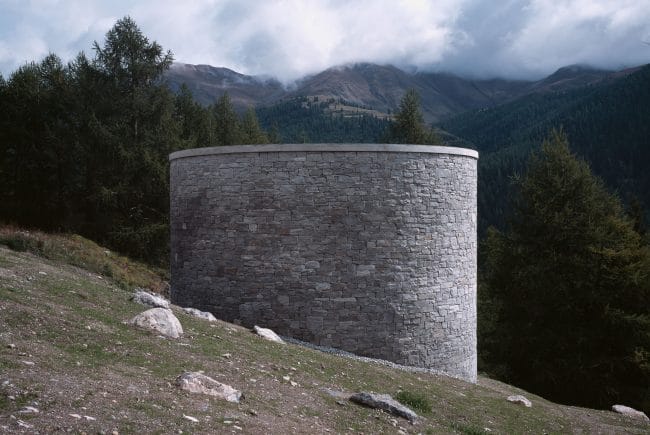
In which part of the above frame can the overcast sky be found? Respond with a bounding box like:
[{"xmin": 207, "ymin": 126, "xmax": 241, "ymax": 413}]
[{"xmin": 1, "ymin": 0, "xmax": 649, "ymax": 82}]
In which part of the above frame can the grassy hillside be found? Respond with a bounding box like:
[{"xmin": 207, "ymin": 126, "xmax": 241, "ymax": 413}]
[
  {"xmin": 441, "ymin": 64, "xmax": 650, "ymax": 234},
  {"xmin": 0, "ymin": 229, "xmax": 648, "ymax": 433}
]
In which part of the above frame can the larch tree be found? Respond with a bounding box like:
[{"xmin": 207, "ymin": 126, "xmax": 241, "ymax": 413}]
[{"xmin": 482, "ymin": 129, "xmax": 650, "ymax": 413}]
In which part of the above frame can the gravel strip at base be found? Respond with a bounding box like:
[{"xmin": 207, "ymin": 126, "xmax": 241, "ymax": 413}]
[{"xmin": 281, "ymin": 336, "xmax": 463, "ymax": 380}]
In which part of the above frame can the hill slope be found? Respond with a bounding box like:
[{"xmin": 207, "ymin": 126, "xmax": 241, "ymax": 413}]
[
  {"xmin": 441, "ymin": 63, "xmax": 650, "ymax": 233},
  {"xmin": 1, "ymin": 230, "xmax": 648, "ymax": 433}
]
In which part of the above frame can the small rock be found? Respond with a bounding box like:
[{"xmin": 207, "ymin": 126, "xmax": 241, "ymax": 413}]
[
  {"xmin": 253, "ymin": 325, "xmax": 284, "ymax": 343},
  {"xmin": 129, "ymin": 308, "xmax": 183, "ymax": 338},
  {"xmin": 233, "ymin": 426, "xmax": 243, "ymax": 431},
  {"xmin": 131, "ymin": 289, "xmax": 170, "ymax": 309},
  {"xmin": 21, "ymin": 361, "xmax": 35, "ymax": 366},
  {"xmin": 248, "ymin": 409, "xmax": 258, "ymax": 416},
  {"xmin": 38, "ymin": 271, "xmax": 47, "ymax": 275},
  {"xmin": 84, "ymin": 415, "xmax": 96, "ymax": 421},
  {"xmin": 183, "ymin": 415, "xmax": 199, "ymax": 423},
  {"xmin": 176, "ymin": 371, "xmax": 242, "ymax": 403},
  {"xmin": 336, "ymin": 400, "xmax": 347, "ymax": 407},
  {"xmin": 349, "ymin": 392, "xmax": 417, "ymax": 423},
  {"xmin": 17, "ymin": 420, "xmax": 33, "ymax": 429},
  {"xmin": 18, "ymin": 406, "xmax": 39, "ymax": 414},
  {"xmin": 7, "ymin": 343, "xmax": 15, "ymax": 349},
  {"xmin": 69, "ymin": 413, "xmax": 82, "ymax": 419},
  {"xmin": 612, "ymin": 404, "xmax": 649, "ymax": 421},
  {"xmin": 282, "ymin": 376, "xmax": 290, "ymax": 382},
  {"xmin": 506, "ymin": 395, "xmax": 532, "ymax": 407},
  {"xmin": 221, "ymin": 353, "xmax": 232, "ymax": 359},
  {"xmin": 322, "ymin": 388, "xmax": 352, "ymax": 400},
  {"xmin": 290, "ymin": 381, "xmax": 298, "ymax": 387},
  {"xmin": 182, "ymin": 307, "xmax": 218, "ymax": 322}
]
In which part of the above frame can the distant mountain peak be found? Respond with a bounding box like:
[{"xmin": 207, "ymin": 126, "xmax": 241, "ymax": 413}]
[{"xmin": 164, "ymin": 61, "xmax": 641, "ymax": 121}]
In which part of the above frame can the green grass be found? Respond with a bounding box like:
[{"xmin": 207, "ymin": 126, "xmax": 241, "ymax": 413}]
[
  {"xmin": 0, "ymin": 226, "xmax": 167, "ymax": 291},
  {"xmin": 395, "ymin": 390, "xmax": 433, "ymax": 414}
]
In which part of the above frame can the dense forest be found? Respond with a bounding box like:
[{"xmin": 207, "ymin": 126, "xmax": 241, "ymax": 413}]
[
  {"xmin": 440, "ymin": 65, "xmax": 650, "ymax": 235},
  {"xmin": 0, "ymin": 18, "xmax": 272, "ymax": 265},
  {"xmin": 1, "ymin": 17, "xmax": 648, "ymax": 416}
]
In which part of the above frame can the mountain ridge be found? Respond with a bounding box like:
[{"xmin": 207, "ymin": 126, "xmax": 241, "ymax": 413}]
[{"xmin": 164, "ymin": 62, "xmax": 633, "ymax": 122}]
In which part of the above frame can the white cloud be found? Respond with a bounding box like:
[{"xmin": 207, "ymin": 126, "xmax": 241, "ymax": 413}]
[{"xmin": 0, "ymin": 0, "xmax": 649, "ymax": 81}]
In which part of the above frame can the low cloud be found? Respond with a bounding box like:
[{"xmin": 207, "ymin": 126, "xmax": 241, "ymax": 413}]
[{"xmin": 1, "ymin": 0, "xmax": 649, "ymax": 82}]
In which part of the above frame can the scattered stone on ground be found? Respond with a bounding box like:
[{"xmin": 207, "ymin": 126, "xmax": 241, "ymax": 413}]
[
  {"xmin": 253, "ymin": 325, "xmax": 284, "ymax": 343},
  {"xmin": 7, "ymin": 343, "xmax": 15, "ymax": 349},
  {"xmin": 183, "ymin": 414, "xmax": 199, "ymax": 423},
  {"xmin": 612, "ymin": 405, "xmax": 649, "ymax": 421},
  {"xmin": 349, "ymin": 392, "xmax": 418, "ymax": 423},
  {"xmin": 128, "ymin": 308, "xmax": 183, "ymax": 338},
  {"xmin": 507, "ymin": 395, "xmax": 532, "ymax": 407},
  {"xmin": 131, "ymin": 288, "xmax": 170, "ymax": 309},
  {"xmin": 182, "ymin": 307, "xmax": 217, "ymax": 322},
  {"xmin": 175, "ymin": 371, "xmax": 242, "ymax": 403},
  {"xmin": 17, "ymin": 420, "xmax": 33, "ymax": 429},
  {"xmin": 18, "ymin": 406, "xmax": 39, "ymax": 414},
  {"xmin": 322, "ymin": 388, "xmax": 352, "ymax": 400}
]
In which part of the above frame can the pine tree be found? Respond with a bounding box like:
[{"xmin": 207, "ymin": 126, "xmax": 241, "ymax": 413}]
[
  {"xmin": 482, "ymin": 129, "xmax": 650, "ymax": 412},
  {"xmin": 240, "ymin": 108, "xmax": 268, "ymax": 144},
  {"xmin": 386, "ymin": 89, "xmax": 438, "ymax": 144},
  {"xmin": 174, "ymin": 84, "xmax": 211, "ymax": 149},
  {"xmin": 211, "ymin": 93, "xmax": 242, "ymax": 146}
]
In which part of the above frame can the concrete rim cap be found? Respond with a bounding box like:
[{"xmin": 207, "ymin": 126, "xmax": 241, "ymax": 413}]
[{"xmin": 169, "ymin": 144, "xmax": 479, "ymax": 161}]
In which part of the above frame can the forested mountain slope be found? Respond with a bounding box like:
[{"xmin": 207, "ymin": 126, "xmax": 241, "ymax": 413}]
[
  {"xmin": 441, "ymin": 64, "xmax": 650, "ymax": 234},
  {"xmin": 165, "ymin": 62, "xmax": 626, "ymax": 123}
]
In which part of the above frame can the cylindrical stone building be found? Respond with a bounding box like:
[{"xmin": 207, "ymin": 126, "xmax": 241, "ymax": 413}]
[{"xmin": 170, "ymin": 144, "xmax": 478, "ymax": 382}]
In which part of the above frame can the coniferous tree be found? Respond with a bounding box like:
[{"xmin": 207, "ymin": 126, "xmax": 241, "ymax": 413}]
[
  {"xmin": 482, "ymin": 129, "xmax": 650, "ymax": 413},
  {"xmin": 240, "ymin": 108, "xmax": 268, "ymax": 144},
  {"xmin": 82, "ymin": 16, "xmax": 178, "ymax": 262},
  {"xmin": 211, "ymin": 93, "xmax": 241, "ymax": 146},
  {"xmin": 386, "ymin": 89, "xmax": 439, "ymax": 144},
  {"xmin": 174, "ymin": 84, "xmax": 211, "ymax": 149}
]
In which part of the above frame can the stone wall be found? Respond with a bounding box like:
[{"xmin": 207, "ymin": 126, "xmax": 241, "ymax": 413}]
[{"xmin": 169, "ymin": 144, "xmax": 478, "ymax": 382}]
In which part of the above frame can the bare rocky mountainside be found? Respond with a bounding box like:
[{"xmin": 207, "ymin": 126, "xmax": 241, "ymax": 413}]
[
  {"xmin": 1, "ymin": 229, "xmax": 649, "ymax": 433},
  {"xmin": 164, "ymin": 62, "xmax": 630, "ymax": 122}
]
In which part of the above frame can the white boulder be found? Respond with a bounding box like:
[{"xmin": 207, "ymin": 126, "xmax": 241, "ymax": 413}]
[
  {"xmin": 253, "ymin": 325, "xmax": 284, "ymax": 343},
  {"xmin": 176, "ymin": 371, "xmax": 242, "ymax": 403},
  {"xmin": 182, "ymin": 307, "xmax": 217, "ymax": 322},
  {"xmin": 612, "ymin": 404, "xmax": 649, "ymax": 421},
  {"xmin": 506, "ymin": 395, "xmax": 532, "ymax": 407},
  {"xmin": 132, "ymin": 289, "xmax": 170, "ymax": 309},
  {"xmin": 129, "ymin": 308, "xmax": 183, "ymax": 338}
]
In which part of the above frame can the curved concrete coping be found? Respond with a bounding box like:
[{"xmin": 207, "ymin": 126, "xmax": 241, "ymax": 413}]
[{"xmin": 169, "ymin": 143, "xmax": 478, "ymax": 161}]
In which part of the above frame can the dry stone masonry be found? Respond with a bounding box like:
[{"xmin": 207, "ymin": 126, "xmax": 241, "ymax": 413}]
[{"xmin": 169, "ymin": 144, "xmax": 478, "ymax": 382}]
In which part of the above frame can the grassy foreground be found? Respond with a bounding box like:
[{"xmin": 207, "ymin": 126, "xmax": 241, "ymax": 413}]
[{"xmin": 0, "ymin": 229, "xmax": 647, "ymax": 434}]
